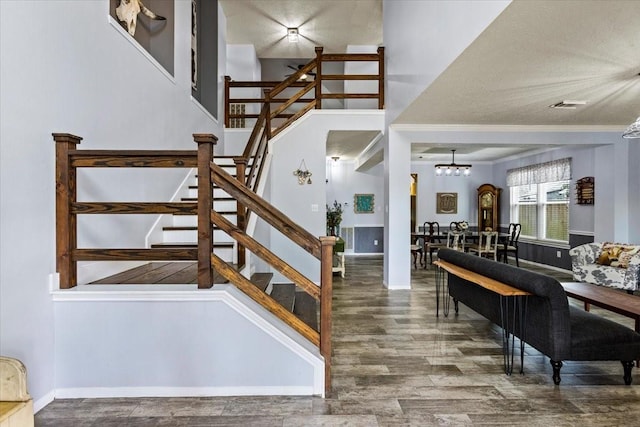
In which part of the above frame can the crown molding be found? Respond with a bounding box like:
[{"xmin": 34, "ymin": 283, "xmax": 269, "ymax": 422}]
[{"xmin": 390, "ymin": 124, "xmax": 625, "ymax": 133}]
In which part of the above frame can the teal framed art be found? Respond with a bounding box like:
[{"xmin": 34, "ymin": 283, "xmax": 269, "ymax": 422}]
[{"xmin": 354, "ymin": 193, "xmax": 375, "ymax": 213}]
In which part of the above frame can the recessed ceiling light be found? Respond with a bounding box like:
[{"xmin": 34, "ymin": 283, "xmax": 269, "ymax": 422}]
[{"xmin": 549, "ymin": 100, "xmax": 588, "ymax": 109}]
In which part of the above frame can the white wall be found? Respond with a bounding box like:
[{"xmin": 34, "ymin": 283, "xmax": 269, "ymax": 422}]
[
  {"xmin": 269, "ymin": 110, "xmax": 385, "ymax": 283},
  {"xmin": 226, "ymin": 44, "xmax": 261, "ymax": 130},
  {"xmin": 0, "ymin": 0, "xmax": 222, "ymax": 407},
  {"xmin": 381, "ymin": 0, "xmax": 510, "ymax": 288},
  {"xmin": 53, "ymin": 286, "xmax": 323, "ymax": 397},
  {"xmin": 412, "ymin": 162, "xmax": 493, "ymax": 229},
  {"xmin": 383, "ymin": 0, "xmax": 510, "ymax": 126}
]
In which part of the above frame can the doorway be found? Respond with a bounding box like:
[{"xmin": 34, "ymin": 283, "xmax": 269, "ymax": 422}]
[{"xmin": 410, "ymin": 173, "xmax": 417, "ymax": 233}]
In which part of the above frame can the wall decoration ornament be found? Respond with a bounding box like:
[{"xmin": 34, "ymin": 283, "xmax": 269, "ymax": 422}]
[
  {"xmin": 293, "ymin": 159, "xmax": 312, "ymax": 184},
  {"xmin": 436, "ymin": 192, "xmax": 458, "ymax": 214},
  {"xmin": 354, "ymin": 194, "xmax": 375, "ymax": 214},
  {"xmin": 191, "ymin": 0, "xmax": 197, "ymax": 90},
  {"xmin": 115, "ymin": 0, "xmax": 166, "ymax": 36},
  {"xmin": 575, "ymin": 176, "xmax": 594, "ymax": 205}
]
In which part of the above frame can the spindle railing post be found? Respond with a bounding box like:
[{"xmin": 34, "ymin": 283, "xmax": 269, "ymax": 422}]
[
  {"xmin": 377, "ymin": 46, "xmax": 385, "ymax": 109},
  {"xmin": 194, "ymin": 133, "xmax": 217, "ymax": 288},
  {"xmin": 53, "ymin": 133, "xmax": 83, "ymax": 289},
  {"xmin": 234, "ymin": 157, "xmax": 247, "ymax": 267},
  {"xmin": 224, "ymin": 76, "xmax": 231, "ymax": 128},
  {"xmin": 315, "ymin": 46, "xmax": 323, "ymax": 109},
  {"xmin": 319, "ymin": 235, "xmax": 336, "ymax": 396}
]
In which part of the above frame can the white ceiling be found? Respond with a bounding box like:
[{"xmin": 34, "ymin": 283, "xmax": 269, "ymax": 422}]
[{"xmin": 220, "ymin": 0, "xmax": 640, "ymax": 161}]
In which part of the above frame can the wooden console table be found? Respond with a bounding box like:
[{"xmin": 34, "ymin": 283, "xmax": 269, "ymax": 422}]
[{"xmin": 434, "ymin": 260, "xmax": 531, "ymax": 375}]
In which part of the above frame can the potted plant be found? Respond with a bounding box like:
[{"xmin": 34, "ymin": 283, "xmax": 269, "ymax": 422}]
[{"xmin": 326, "ymin": 200, "xmax": 343, "ymax": 236}]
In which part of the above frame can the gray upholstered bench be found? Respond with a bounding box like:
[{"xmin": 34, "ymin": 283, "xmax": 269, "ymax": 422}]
[{"xmin": 438, "ymin": 248, "xmax": 640, "ymax": 385}]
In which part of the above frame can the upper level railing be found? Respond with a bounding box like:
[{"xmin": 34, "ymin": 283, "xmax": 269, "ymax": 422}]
[{"xmin": 226, "ymin": 46, "xmax": 385, "ymax": 265}]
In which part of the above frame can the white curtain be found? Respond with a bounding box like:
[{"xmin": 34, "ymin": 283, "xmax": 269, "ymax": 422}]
[{"xmin": 506, "ymin": 158, "xmax": 571, "ymax": 187}]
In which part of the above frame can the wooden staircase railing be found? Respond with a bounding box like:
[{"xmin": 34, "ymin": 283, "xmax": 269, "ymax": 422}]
[
  {"xmin": 54, "ymin": 131, "xmax": 334, "ymax": 395},
  {"xmin": 52, "ymin": 132, "xmax": 217, "ymax": 289},
  {"xmin": 206, "ymin": 158, "xmax": 335, "ymax": 396},
  {"xmin": 227, "ymin": 46, "xmax": 385, "ymax": 265}
]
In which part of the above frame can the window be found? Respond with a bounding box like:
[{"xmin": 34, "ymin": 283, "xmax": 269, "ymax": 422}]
[
  {"xmin": 510, "ymin": 181, "xmax": 570, "ymax": 241},
  {"xmin": 507, "ymin": 158, "xmax": 571, "ymax": 243}
]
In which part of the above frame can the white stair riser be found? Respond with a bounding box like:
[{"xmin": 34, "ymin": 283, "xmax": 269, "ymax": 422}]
[
  {"xmin": 172, "ymin": 214, "xmax": 237, "ymax": 227},
  {"xmin": 215, "ymin": 247, "xmax": 235, "ymax": 263},
  {"xmin": 162, "ymin": 229, "xmax": 235, "ymax": 243},
  {"xmin": 213, "ymin": 200, "xmax": 238, "ymax": 211},
  {"xmin": 188, "ymin": 188, "xmax": 231, "ymax": 198}
]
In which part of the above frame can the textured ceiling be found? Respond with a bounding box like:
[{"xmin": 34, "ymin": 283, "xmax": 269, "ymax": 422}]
[
  {"xmin": 220, "ymin": 0, "xmax": 640, "ymax": 161},
  {"xmin": 395, "ymin": 0, "xmax": 640, "ymax": 127},
  {"xmin": 219, "ymin": 0, "xmax": 382, "ymax": 59}
]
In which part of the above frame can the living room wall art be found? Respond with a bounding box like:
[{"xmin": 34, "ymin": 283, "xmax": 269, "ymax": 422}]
[
  {"xmin": 354, "ymin": 194, "xmax": 374, "ymax": 214},
  {"xmin": 110, "ymin": 0, "xmax": 174, "ymax": 76},
  {"xmin": 436, "ymin": 192, "xmax": 457, "ymax": 214}
]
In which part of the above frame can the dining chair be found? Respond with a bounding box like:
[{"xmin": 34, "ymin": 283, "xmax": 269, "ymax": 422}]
[
  {"xmin": 501, "ymin": 223, "xmax": 522, "ymax": 266},
  {"xmin": 424, "ymin": 221, "xmax": 444, "ymax": 267},
  {"xmin": 446, "ymin": 230, "xmax": 466, "ymax": 252},
  {"xmin": 410, "ymin": 227, "xmax": 425, "ymax": 269},
  {"xmin": 468, "ymin": 231, "xmax": 499, "ymax": 261}
]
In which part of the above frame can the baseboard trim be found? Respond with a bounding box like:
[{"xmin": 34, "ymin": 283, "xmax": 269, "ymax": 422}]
[
  {"xmin": 54, "ymin": 385, "xmax": 317, "ymax": 399},
  {"xmin": 33, "ymin": 390, "xmax": 55, "ymax": 413}
]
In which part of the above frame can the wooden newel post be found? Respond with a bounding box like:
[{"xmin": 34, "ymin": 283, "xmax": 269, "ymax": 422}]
[
  {"xmin": 234, "ymin": 157, "xmax": 247, "ymax": 267},
  {"xmin": 377, "ymin": 46, "xmax": 385, "ymax": 110},
  {"xmin": 315, "ymin": 46, "xmax": 323, "ymax": 109},
  {"xmin": 194, "ymin": 133, "xmax": 217, "ymax": 289},
  {"xmin": 319, "ymin": 235, "xmax": 335, "ymax": 396},
  {"xmin": 53, "ymin": 133, "xmax": 83, "ymax": 289}
]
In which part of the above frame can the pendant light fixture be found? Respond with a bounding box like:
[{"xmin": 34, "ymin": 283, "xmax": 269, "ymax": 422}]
[{"xmin": 435, "ymin": 149, "xmax": 472, "ymax": 176}]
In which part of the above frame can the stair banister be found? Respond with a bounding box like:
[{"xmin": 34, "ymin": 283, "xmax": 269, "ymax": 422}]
[{"xmin": 194, "ymin": 133, "xmax": 217, "ymax": 288}]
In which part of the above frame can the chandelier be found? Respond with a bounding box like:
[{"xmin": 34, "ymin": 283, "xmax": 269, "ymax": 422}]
[
  {"xmin": 435, "ymin": 149, "xmax": 472, "ymax": 176},
  {"xmin": 622, "ymin": 116, "xmax": 640, "ymax": 139}
]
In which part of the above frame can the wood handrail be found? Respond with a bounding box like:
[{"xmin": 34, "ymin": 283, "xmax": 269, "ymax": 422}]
[
  {"xmin": 211, "ymin": 210, "xmax": 320, "ymax": 300},
  {"xmin": 53, "ymin": 133, "xmax": 216, "ymax": 289},
  {"xmin": 210, "ymin": 253, "xmax": 320, "ymax": 346},
  {"xmin": 223, "ymin": 45, "xmax": 385, "ymax": 128},
  {"xmin": 71, "ymin": 202, "xmax": 197, "ymax": 214},
  {"xmin": 210, "ymin": 162, "xmax": 322, "ymax": 259}
]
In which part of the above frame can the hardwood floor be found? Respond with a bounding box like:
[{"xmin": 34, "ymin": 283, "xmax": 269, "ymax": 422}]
[{"xmin": 36, "ymin": 257, "xmax": 640, "ymax": 426}]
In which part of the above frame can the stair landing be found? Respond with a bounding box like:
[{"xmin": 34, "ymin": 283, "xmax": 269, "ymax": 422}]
[{"xmin": 89, "ymin": 262, "xmax": 229, "ymax": 284}]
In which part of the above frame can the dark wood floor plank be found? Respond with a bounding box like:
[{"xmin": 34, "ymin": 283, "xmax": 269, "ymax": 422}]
[{"xmin": 90, "ymin": 262, "xmax": 172, "ymax": 284}]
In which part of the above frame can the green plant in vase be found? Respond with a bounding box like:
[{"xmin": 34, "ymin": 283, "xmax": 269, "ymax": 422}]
[{"xmin": 326, "ymin": 200, "xmax": 343, "ymax": 236}]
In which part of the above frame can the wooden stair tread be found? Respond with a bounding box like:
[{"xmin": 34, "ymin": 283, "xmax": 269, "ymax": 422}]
[
  {"xmin": 293, "ymin": 291, "xmax": 319, "ymax": 331},
  {"xmin": 250, "ymin": 272, "xmax": 273, "ymax": 292},
  {"xmin": 89, "ymin": 262, "xmax": 229, "ymax": 285},
  {"xmin": 162, "ymin": 226, "xmax": 222, "ymax": 231},
  {"xmin": 150, "ymin": 242, "xmax": 234, "ymax": 248},
  {"xmin": 269, "ymin": 283, "xmax": 295, "ymax": 312}
]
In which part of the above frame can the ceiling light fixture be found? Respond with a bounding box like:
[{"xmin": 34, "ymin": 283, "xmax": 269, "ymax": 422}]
[
  {"xmin": 622, "ymin": 116, "xmax": 640, "ymax": 139},
  {"xmin": 287, "ymin": 28, "xmax": 299, "ymax": 43},
  {"xmin": 549, "ymin": 100, "xmax": 588, "ymax": 109},
  {"xmin": 435, "ymin": 149, "xmax": 472, "ymax": 176}
]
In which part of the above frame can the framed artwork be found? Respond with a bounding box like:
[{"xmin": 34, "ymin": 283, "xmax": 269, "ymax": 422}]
[
  {"xmin": 354, "ymin": 193, "xmax": 375, "ymax": 214},
  {"xmin": 436, "ymin": 192, "xmax": 457, "ymax": 214}
]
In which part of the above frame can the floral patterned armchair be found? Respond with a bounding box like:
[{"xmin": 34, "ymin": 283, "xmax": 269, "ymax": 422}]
[{"xmin": 569, "ymin": 242, "xmax": 640, "ymax": 291}]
